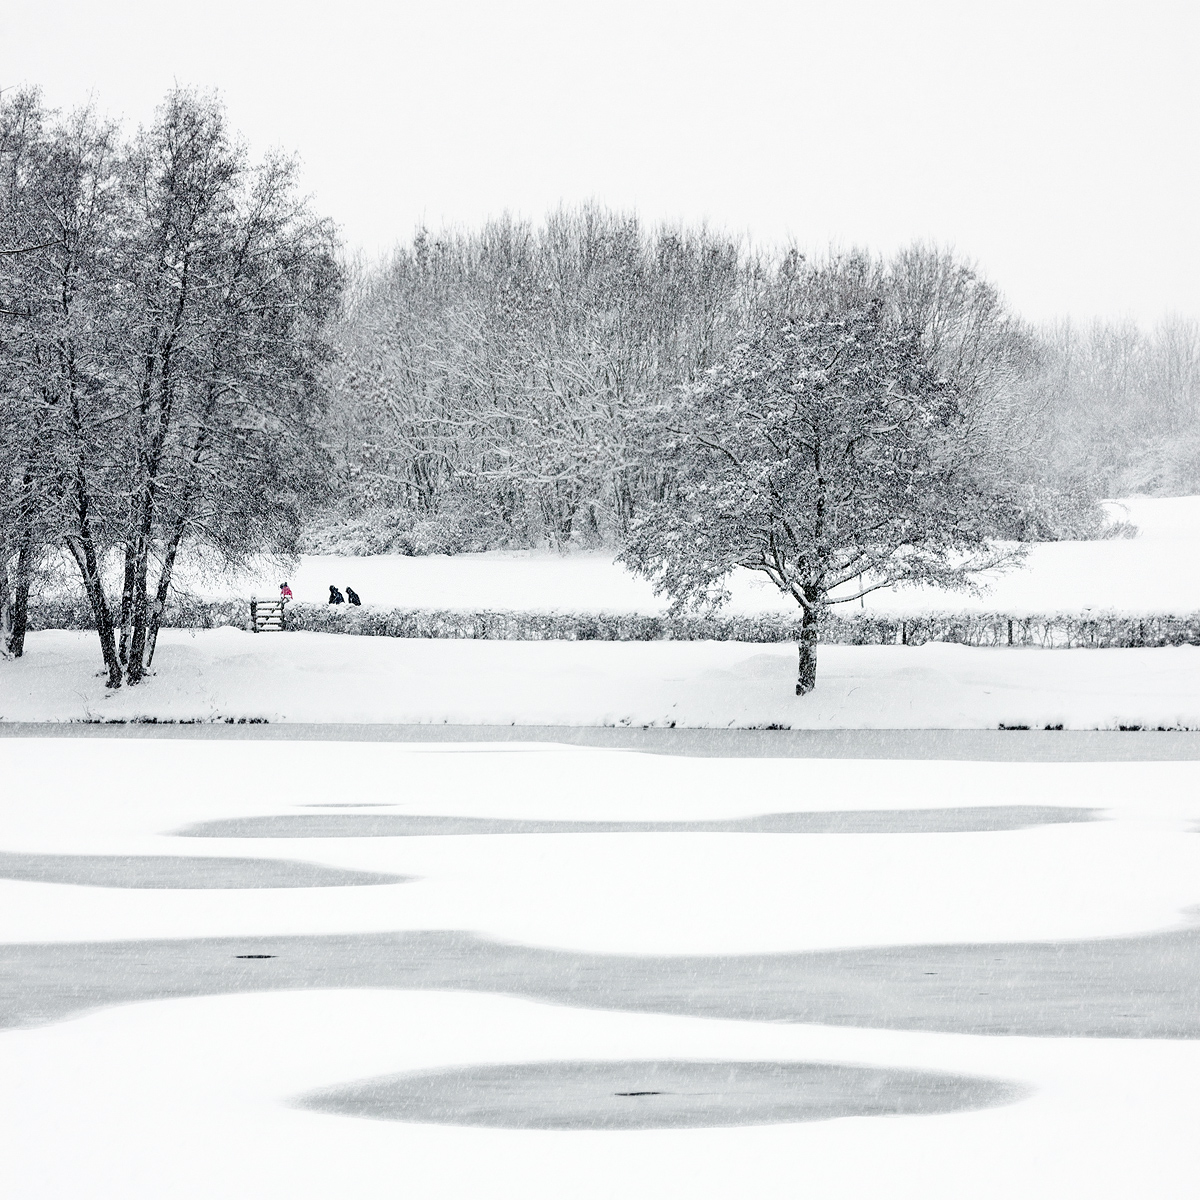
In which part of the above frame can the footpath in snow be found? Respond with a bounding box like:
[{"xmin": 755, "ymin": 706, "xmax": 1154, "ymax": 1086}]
[{"xmin": 4, "ymin": 628, "xmax": 1200, "ymax": 728}]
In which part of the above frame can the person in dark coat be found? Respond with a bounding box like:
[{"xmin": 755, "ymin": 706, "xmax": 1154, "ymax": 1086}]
[
  {"xmin": 346, "ymin": 586, "xmax": 361, "ymax": 606},
  {"xmin": 328, "ymin": 585, "xmax": 345, "ymax": 604}
]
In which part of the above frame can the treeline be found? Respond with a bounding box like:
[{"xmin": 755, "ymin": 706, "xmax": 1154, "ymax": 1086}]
[
  {"xmin": 317, "ymin": 210, "xmax": 751, "ymax": 553},
  {"xmin": 1032, "ymin": 318, "xmax": 1200, "ymax": 497},
  {"xmin": 314, "ymin": 209, "xmax": 1114, "ymax": 556}
]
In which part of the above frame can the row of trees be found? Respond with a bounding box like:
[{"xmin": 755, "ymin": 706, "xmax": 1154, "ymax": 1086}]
[
  {"xmin": 1033, "ymin": 317, "xmax": 1200, "ymax": 497},
  {"xmin": 322, "ymin": 210, "xmax": 753, "ymax": 552},
  {"xmin": 322, "ymin": 224, "xmax": 1075, "ymax": 691},
  {"xmin": 0, "ymin": 88, "xmax": 341, "ymax": 682},
  {"xmin": 319, "ymin": 213, "xmax": 1115, "ymax": 557}
]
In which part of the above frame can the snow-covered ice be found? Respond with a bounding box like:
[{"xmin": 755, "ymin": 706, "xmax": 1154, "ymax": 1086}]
[
  {"xmin": 2, "ymin": 738, "xmax": 1200, "ymax": 1199},
  {"xmin": 2, "ymin": 741, "xmax": 1199, "ymax": 956},
  {"xmin": 6, "ymin": 990, "xmax": 1200, "ymax": 1200}
]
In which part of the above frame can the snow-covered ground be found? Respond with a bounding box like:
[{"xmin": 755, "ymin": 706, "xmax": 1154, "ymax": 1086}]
[
  {"xmin": 174, "ymin": 496, "xmax": 1200, "ymax": 617},
  {"xmin": 4, "ymin": 627, "xmax": 1200, "ymax": 727},
  {"xmin": 3, "ymin": 738, "xmax": 1200, "ymax": 1198}
]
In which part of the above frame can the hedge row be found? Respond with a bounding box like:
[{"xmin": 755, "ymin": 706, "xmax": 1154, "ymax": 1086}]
[
  {"xmin": 25, "ymin": 596, "xmax": 1200, "ymax": 648},
  {"xmin": 832, "ymin": 613, "xmax": 1200, "ymax": 649},
  {"xmin": 27, "ymin": 597, "xmax": 248, "ymax": 633}
]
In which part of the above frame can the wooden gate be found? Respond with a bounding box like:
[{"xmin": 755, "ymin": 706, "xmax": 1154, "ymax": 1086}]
[{"xmin": 250, "ymin": 598, "xmax": 287, "ymax": 632}]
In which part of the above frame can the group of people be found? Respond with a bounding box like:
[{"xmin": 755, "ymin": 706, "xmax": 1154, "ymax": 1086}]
[{"xmin": 276, "ymin": 582, "xmax": 363, "ymax": 606}]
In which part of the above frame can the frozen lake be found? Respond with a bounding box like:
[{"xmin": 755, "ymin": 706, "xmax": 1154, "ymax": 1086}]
[{"xmin": 2, "ymin": 735, "xmax": 1199, "ymax": 1198}]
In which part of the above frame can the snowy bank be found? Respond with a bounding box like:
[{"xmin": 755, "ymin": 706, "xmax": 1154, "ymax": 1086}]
[{"xmin": 4, "ymin": 628, "xmax": 1200, "ymax": 728}]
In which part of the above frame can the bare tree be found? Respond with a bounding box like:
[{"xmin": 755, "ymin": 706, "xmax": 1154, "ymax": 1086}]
[
  {"xmin": 0, "ymin": 99, "xmax": 127, "ymax": 681},
  {"xmin": 1029, "ymin": 315, "xmax": 1200, "ymax": 499},
  {"xmin": 0, "ymin": 88, "xmax": 50, "ymax": 656}
]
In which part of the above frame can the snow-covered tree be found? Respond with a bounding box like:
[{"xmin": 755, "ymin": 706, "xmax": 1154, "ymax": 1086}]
[
  {"xmin": 620, "ymin": 253, "xmax": 1025, "ymax": 694},
  {"xmin": 1028, "ymin": 315, "xmax": 1200, "ymax": 499},
  {"xmin": 109, "ymin": 90, "xmax": 341, "ymax": 681},
  {"xmin": 0, "ymin": 88, "xmax": 341, "ymax": 685},
  {"xmin": 323, "ymin": 208, "xmax": 747, "ymax": 549},
  {"xmin": 0, "ymin": 88, "xmax": 51, "ymax": 656},
  {"xmin": 0, "ymin": 94, "xmax": 126, "ymax": 670}
]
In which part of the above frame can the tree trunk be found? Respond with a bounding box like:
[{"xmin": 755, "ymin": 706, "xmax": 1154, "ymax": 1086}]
[
  {"xmin": 117, "ymin": 538, "xmax": 137, "ymax": 666},
  {"xmin": 8, "ymin": 527, "xmax": 35, "ymax": 658},
  {"xmin": 2, "ymin": 523, "xmax": 37, "ymax": 658},
  {"xmin": 613, "ymin": 472, "xmax": 636, "ymax": 537},
  {"xmin": 145, "ymin": 519, "xmax": 186, "ymax": 670},
  {"xmin": 125, "ymin": 471, "xmax": 162, "ymax": 683},
  {"xmin": 67, "ymin": 535, "xmax": 122, "ymax": 689},
  {"xmin": 0, "ymin": 558, "xmax": 11, "ymax": 659},
  {"xmin": 126, "ymin": 531, "xmax": 153, "ymax": 683},
  {"xmin": 64, "ymin": 341, "xmax": 121, "ymax": 686},
  {"xmin": 5, "ymin": 463, "xmax": 38, "ymax": 657},
  {"xmin": 796, "ymin": 592, "xmax": 820, "ymax": 696}
]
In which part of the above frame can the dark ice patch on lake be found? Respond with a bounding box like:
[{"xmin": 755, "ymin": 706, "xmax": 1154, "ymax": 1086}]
[
  {"xmin": 176, "ymin": 805, "xmax": 1100, "ymax": 839},
  {"xmin": 0, "ymin": 851, "xmax": 406, "ymax": 890},
  {"xmin": 299, "ymin": 1059, "xmax": 1026, "ymax": 1129},
  {"xmin": 4, "ymin": 924, "xmax": 1198, "ymax": 1037}
]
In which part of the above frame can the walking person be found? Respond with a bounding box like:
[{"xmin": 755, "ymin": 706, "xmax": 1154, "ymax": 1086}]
[
  {"xmin": 346, "ymin": 586, "xmax": 361, "ymax": 606},
  {"xmin": 328, "ymin": 585, "xmax": 344, "ymax": 604}
]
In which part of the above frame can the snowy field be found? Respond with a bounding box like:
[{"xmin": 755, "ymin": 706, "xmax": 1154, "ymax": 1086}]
[
  {"xmin": 11, "ymin": 494, "xmax": 1200, "ymax": 730},
  {"xmin": 176, "ymin": 496, "xmax": 1200, "ymax": 617},
  {"xmin": 3, "ymin": 737, "xmax": 1200, "ymax": 1199},
  {"xmin": 5, "ymin": 627, "xmax": 1200, "ymax": 728}
]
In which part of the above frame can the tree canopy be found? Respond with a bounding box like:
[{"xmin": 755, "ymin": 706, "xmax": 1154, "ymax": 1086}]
[
  {"xmin": 620, "ymin": 252, "xmax": 1028, "ymax": 693},
  {"xmin": 0, "ymin": 87, "xmax": 342, "ymax": 681}
]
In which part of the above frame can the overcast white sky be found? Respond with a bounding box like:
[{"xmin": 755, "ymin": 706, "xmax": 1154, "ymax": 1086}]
[{"xmin": 5, "ymin": 0, "xmax": 1198, "ymax": 325}]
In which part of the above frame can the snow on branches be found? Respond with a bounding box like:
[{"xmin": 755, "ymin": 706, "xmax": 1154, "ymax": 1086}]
[
  {"xmin": 0, "ymin": 87, "xmax": 342, "ymax": 684},
  {"xmin": 621, "ymin": 252, "xmax": 1027, "ymax": 694}
]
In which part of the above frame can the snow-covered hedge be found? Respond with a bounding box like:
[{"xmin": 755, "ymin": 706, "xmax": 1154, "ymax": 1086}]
[
  {"xmin": 25, "ymin": 597, "xmax": 1200, "ymax": 648},
  {"xmin": 26, "ymin": 597, "xmax": 248, "ymax": 633},
  {"xmin": 836, "ymin": 612, "xmax": 1200, "ymax": 649},
  {"xmin": 283, "ymin": 604, "xmax": 800, "ymax": 642}
]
